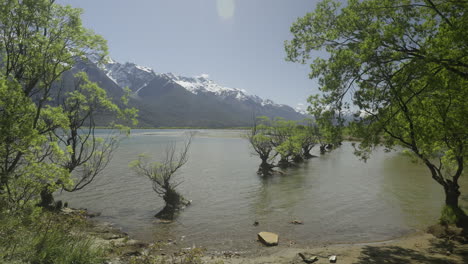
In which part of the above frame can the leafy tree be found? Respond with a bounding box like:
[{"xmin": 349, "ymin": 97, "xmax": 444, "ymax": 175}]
[
  {"xmin": 286, "ymin": 0, "xmax": 467, "ymax": 224},
  {"xmin": 0, "ymin": 78, "xmax": 68, "ymax": 211},
  {"xmin": 247, "ymin": 116, "xmax": 277, "ymax": 176},
  {"xmin": 0, "ymin": 0, "xmax": 136, "ymax": 210},
  {"xmin": 247, "ymin": 116, "xmax": 319, "ymax": 175},
  {"xmin": 295, "ymin": 119, "xmax": 319, "ymax": 159},
  {"xmin": 39, "ymin": 72, "xmax": 134, "ymax": 208},
  {"xmin": 270, "ymin": 118, "xmax": 301, "ymax": 168},
  {"xmin": 130, "ymin": 134, "xmax": 193, "ymax": 220},
  {"xmin": 308, "ymin": 94, "xmax": 344, "ymax": 153}
]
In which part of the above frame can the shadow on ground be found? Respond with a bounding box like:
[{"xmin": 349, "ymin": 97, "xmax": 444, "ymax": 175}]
[
  {"xmin": 353, "ymin": 238, "xmax": 468, "ymax": 264},
  {"xmin": 353, "ymin": 245, "xmax": 452, "ymax": 264}
]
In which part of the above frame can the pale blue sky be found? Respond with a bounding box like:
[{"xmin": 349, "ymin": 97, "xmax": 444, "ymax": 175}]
[{"xmin": 58, "ymin": 0, "xmax": 326, "ymax": 109}]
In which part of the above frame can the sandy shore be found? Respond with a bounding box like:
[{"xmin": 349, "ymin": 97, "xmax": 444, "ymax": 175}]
[
  {"xmin": 210, "ymin": 231, "xmax": 468, "ymax": 264},
  {"xmin": 64, "ymin": 208, "xmax": 467, "ymax": 264}
]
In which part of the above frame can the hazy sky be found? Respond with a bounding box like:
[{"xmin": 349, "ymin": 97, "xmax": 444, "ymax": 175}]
[{"xmin": 58, "ymin": 0, "xmax": 326, "ymax": 109}]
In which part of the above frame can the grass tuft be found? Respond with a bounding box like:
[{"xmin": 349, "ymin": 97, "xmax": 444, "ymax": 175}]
[
  {"xmin": 439, "ymin": 205, "xmax": 467, "ymax": 226},
  {"xmin": 0, "ymin": 209, "xmax": 105, "ymax": 264}
]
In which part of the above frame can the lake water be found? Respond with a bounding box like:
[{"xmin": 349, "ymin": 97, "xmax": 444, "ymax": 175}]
[{"xmin": 58, "ymin": 129, "xmax": 468, "ymax": 252}]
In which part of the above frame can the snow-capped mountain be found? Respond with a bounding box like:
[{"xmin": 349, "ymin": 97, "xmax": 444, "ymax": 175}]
[
  {"xmin": 100, "ymin": 58, "xmax": 156, "ymax": 93},
  {"xmin": 98, "ymin": 58, "xmax": 293, "ymax": 110},
  {"xmin": 162, "ymin": 73, "xmax": 249, "ymax": 100},
  {"xmin": 76, "ymin": 57, "xmax": 306, "ymax": 127}
]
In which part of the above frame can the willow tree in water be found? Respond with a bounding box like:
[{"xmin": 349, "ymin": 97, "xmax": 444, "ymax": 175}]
[
  {"xmin": 248, "ymin": 117, "xmax": 320, "ymax": 175},
  {"xmin": 131, "ymin": 134, "xmax": 194, "ymax": 220},
  {"xmin": 286, "ymin": 0, "xmax": 467, "ymax": 225},
  {"xmin": 308, "ymin": 95, "xmax": 344, "ymax": 154},
  {"xmin": 295, "ymin": 120, "xmax": 319, "ymax": 160},
  {"xmin": 248, "ymin": 117, "xmax": 277, "ymax": 176}
]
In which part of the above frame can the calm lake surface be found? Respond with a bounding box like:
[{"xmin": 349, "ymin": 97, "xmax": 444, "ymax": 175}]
[{"xmin": 58, "ymin": 129, "xmax": 468, "ymax": 252}]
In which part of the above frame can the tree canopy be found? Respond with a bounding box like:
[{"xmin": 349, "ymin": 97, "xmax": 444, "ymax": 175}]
[
  {"xmin": 0, "ymin": 0, "xmax": 136, "ymax": 211},
  {"xmin": 285, "ymin": 0, "xmax": 467, "ymax": 224}
]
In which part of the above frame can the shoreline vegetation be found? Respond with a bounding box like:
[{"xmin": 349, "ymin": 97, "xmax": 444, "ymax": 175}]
[
  {"xmin": 94, "ymin": 126, "xmax": 253, "ymax": 130},
  {"xmin": 59, "ymin": 208, "xmax": 468, "ymax": 264}
]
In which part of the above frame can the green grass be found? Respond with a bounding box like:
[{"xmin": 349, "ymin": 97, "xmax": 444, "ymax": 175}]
[
  {"xmin": 439, "ymin": 205, "xmax": 467, "ymax": 226},
  {"xmin": 0, "ymin": 209, "xmax": 105, "ymax": 264}
]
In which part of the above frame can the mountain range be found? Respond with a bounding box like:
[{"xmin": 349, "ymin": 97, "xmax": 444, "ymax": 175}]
[{"xmin": 71, "ymin": 57, "xmax": 307, "ymax": 128}]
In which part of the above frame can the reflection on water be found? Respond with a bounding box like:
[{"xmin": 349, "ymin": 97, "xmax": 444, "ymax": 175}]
[{"xmin": 58, "ymin": 129, "xmax": 467, "ymax": 252}]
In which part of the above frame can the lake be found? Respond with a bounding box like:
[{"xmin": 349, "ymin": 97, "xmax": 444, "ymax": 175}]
[{"xmin": 58, "ymin": 129, "xmax": 468, "ymax": 252}]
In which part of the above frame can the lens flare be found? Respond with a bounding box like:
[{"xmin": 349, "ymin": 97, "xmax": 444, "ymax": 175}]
[{"xmin": 216, "ymin": 0, "xmax": 235, "ymax": 20}]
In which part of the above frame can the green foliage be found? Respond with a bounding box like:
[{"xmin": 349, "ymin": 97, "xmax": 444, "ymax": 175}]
[
  {"xmin": 440, "ymin": 205, "xmax": 467, "ymax": 226},
  {"xmin": 247, "ymin": 116, "xmax": 319, "ymax": 174},
  {"xmin": 0, "ymin": 0, "xmax": 137, "ymax": 210},
  {"xmin": 0, "ymin": 208, "xmax": 105, "ymax": 264},
  {"xmin": 308, "ymin": 95, "xmax": 343, "ymax": 149},
  {"xmin": 286, "ymin": 0, "xmax": 467, "ymax": 212},
  {"xmin": 0, "ymin": 78, "xmax": 69, "ymax": 211}
]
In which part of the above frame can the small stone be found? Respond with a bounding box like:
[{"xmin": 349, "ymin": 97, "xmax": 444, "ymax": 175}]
[
  {"xmin": 253, "ymin": 221, "xmax": 259, "ymax": 226},
  {"xmin": 257, "ymin": 232, "xmax": 279, "ymax": 246},
  {"xmin": 290, "ymin": 220, "xmax": 303, "ymax": 225},
  {"xmin": 329, "ymin": 255, "xmax": 337, "ymax": 263},
  {"xmin": 61, "ymin": 207, "xmax": 75, "ymax": 215},
  {"xmin": 298, "ymin": 253, "xmax": 318, "ymax": 263}
]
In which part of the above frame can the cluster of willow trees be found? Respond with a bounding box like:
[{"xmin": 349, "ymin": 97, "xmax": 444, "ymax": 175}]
[{"xmin": 248, "ymin": 115, "xmax": 343, "ymax": 176}]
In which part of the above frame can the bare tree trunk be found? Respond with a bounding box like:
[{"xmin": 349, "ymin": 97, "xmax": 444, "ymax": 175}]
[
  {"xmin": 39, "ymin": 186, "xmax": 55, "ymax": 210},
  {"xmin": 258, "ymin": 159, "xmax": 274, "ymax": 176},
  {"xmin": 257, "ymin": 154, "xmax": 276, "ymax": 176},
  {"xmin": 302, "ymin": 147, "xmax": 314, "ymax": 159},
  {"xmin": 319, "ymin": 145, "xmax": 326, "ymax": 154},
  {"xmin": 156, "ymin": 187, "xmax": 186, "ymax": 220},
  {"xmin": 444, "ymin": 182, "xmax": 460, "ymax": 209}
]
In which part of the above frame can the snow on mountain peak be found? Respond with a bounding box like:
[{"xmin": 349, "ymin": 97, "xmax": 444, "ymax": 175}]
[
  {"xmin": 198, "ymin": 73, "xmax": 210, "ymax": 79},
  {"xmin": 98, "ymin": 58, "xmax": 156, "ymax": 92},
  {"xmin": 161, "ymin": 72, "xmax": 249, "ymax": 101},
  {"xmin": 92, "ymin": 57, "xmax": 293, "ymax": 111},
  {"xmin": 295, "ymin": 103, "xmax": 309, "ymax": 115},
  {"xmin": 135, "ymin": 65, "xmax": 153, "ymax": 73}
]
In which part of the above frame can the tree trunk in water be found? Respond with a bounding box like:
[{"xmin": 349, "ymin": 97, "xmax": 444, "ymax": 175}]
[
  {"xmin": 278, "ymin": 157, "xmax": 290, "ymax": 168},
  {"xmin": 302, "ymin": 147, "xmax": 313, "ymax": 159},
  {"xmin": 293, "ymin": 155, "xmax": 304, "ymax": 163},
  {"xmin": 156, "ymin": 188, "xmax": 186, "ymax": 220},
  {"xmin": 320, "ymin": 145, "xmax": 326, "ymax": 154},
  {"xmin": 258, "ymin": 158, "xmax": 273, "ymax": 176}
]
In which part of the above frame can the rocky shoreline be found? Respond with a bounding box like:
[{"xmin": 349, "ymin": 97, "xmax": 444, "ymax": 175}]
[{"xmin": 63, "ymin": 208, "xmax": 468, "ymax": 264}]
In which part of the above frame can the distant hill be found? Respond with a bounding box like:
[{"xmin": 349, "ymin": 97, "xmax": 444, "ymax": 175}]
[{"xmin": 69, "ymin": 57, "xmax": 307, "ymax": 128}]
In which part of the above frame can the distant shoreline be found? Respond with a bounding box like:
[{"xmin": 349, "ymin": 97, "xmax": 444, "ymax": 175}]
[{"xmin": 94, "ymin": 126, "xmax": 251, "ymax": 130}]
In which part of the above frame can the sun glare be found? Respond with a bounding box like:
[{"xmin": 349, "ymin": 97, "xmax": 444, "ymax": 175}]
[{"xmin": 216, "ymin": 0, "xmax": 235, "ymax": 20}]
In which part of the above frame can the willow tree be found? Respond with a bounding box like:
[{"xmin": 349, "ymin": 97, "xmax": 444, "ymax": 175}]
[
  {"xmin": 0, "ymin": 0, "xmax": 135, "ymax": 210},
  {"xmin": 308, "ymin": 95, "xmax": 344, "ymax": 154},
  {"xmin": 295, "ymin": 120, "xmax": 319, "ymax": 159},
  {"xmin": 131, "ymin": 134, "xmax": 193, "ymax": 220},
  {"xmin": 248, "ymin": 116, "xmax": 277, "ymax": 176},
  {"xmin": 286, "ymin": 0, "xmax": 467, "ymax": 225},
  {"xmin": 270, "ymin": 118, "xmax": 301, "ymax": 168}
]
